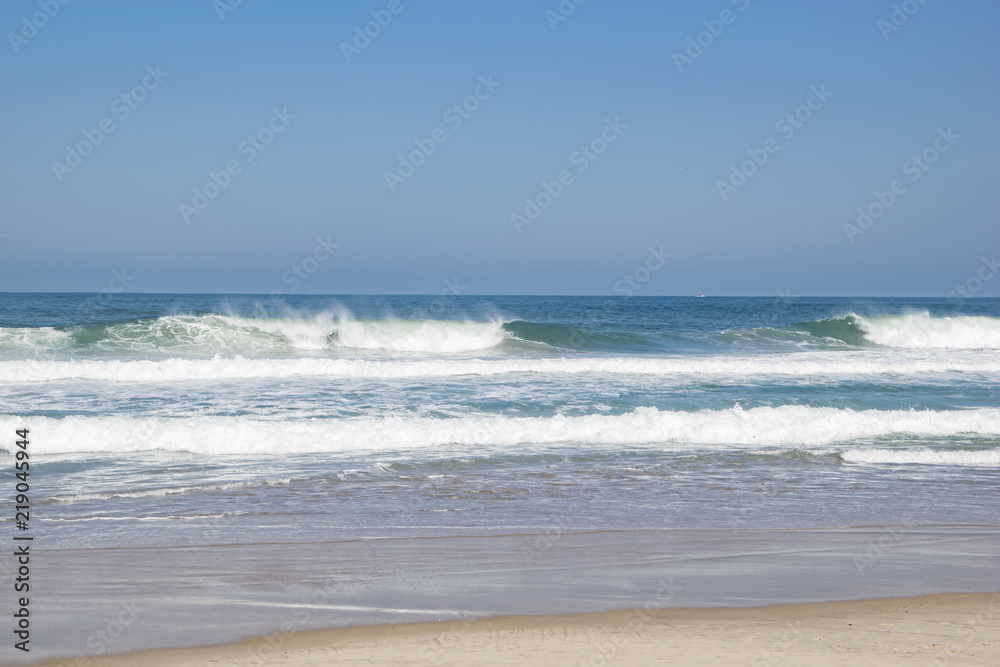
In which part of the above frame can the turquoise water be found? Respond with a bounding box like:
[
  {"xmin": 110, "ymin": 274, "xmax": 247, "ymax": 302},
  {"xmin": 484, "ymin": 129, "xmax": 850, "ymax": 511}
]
[{"xmin": 1, "ymin": 294, "xmax": 998, "ymax": 550}]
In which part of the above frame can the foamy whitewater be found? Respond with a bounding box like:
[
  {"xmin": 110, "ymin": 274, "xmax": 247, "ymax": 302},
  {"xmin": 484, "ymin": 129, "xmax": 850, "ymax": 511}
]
[{"xmin": 1, "ymin": 294, "xmax": 999, "ymax": 549}]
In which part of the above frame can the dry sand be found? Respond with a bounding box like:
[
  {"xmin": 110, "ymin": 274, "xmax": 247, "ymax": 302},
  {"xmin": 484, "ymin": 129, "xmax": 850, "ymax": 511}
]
[{"xmin": 35, "ymin": 592, "xmax": 999, "ymax": 666}]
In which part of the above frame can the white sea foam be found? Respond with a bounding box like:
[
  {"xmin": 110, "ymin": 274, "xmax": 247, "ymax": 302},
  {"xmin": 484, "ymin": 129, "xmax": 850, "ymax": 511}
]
[
  {"xmin": 50, "ymin": 478, "xmax": 295, "ymax": 503},
  {"xmin": 841, "ymin": 448, "xmax": 1000, "ymax": 466},
  {"xmin": 2, "ymin": 350, "xmax": 997, "ymax": 383},
  {"xmin": 855, "ymin": 312, "xmax": 1000, "ymax": 349},
  {"xmin": 221, "ymin": 314, "xmax": 505, "ymax": 352},
  {"xmin": 0, "ymin": 326, "xmax": 73, "ymax": 351},
  {"xmin": 3, "ymin": 407, "xmax": 998, "ymax": 456},
  {"xmin": 334, "ymin": 318, "xmax": 505, "ymax": 352},
  {"xmin": 39, "ymin": 514, "xmax": 237, "ymax": 522}
]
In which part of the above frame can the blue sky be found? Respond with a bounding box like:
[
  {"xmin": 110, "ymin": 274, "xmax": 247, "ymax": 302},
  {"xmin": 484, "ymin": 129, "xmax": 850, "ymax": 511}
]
[{"xmin": 1, "ymin": 0, "xmax": 997, "ymax": 296}]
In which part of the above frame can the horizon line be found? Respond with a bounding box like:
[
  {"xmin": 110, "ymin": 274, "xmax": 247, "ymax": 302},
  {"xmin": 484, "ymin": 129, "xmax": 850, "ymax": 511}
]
[{"xmin": 1, "ymin": 291, "xmax": 993, "ymax": 299}]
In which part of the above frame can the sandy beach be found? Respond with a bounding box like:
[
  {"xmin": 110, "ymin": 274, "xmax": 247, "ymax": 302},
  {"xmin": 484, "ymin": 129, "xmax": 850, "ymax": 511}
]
[
  {"xmin": 33, "ymin": 593, "xmax": 999, "ymax": 666},
  {"xmin": 14, "ymin": 527, "xmax": 996, "ymax": 666}
]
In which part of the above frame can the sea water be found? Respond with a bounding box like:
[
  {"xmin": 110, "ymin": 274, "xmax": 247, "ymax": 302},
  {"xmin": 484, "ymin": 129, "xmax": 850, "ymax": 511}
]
[{"xmin": 1, "ymin": 293, "xmax": 998, "ymax": 552}]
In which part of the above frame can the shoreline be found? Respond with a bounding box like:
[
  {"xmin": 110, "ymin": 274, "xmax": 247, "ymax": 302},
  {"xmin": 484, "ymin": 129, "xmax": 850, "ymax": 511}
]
[
  {"xmin": 32, "ymin": 592, "xmax": 1000, "ymax": 666},
  {"xmin": 20, "ymin": 526, "xmax": 1000, "ymax": 664}
]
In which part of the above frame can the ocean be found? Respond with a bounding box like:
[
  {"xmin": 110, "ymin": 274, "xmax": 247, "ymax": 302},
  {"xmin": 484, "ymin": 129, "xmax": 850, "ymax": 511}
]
[{"xmin": 2, "ymin": 293, "xmax": 999, "ymax": 660}]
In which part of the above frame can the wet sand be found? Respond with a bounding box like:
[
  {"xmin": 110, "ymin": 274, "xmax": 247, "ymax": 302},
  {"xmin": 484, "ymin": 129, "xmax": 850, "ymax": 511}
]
[
  {"xmin": 19, "ymin": 527, "xmax": 1000, "ymax": 665},
  {"xmin": 35, "ymin": 593, "xmax": 1000, "ymax": 666}
]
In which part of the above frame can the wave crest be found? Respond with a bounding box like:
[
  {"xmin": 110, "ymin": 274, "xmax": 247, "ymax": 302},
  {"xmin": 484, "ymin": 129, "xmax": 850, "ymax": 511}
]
[
  {"xmin": 0, "ymin": 313, "xmax": 509, "ymax": 356},
  {"xmin": 795, "ymin": 312, "xmax": 1000, "ymax": 349},
  {"xmin": 856, "ymin": 312, "xmax": 1000, "ymax": 349}
]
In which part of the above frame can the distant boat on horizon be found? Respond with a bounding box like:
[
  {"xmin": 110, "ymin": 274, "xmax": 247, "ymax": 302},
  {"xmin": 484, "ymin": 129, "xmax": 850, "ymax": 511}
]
[{"xmin": 696, "ymin": 293, "xmax": 706, "ymax": 297}]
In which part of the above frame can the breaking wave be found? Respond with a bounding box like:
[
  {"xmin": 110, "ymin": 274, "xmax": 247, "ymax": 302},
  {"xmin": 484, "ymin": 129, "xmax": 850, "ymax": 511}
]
[
  {"xmin": 0, "ymin": 314, "xmax": 510, "ymax": 356},
  {"xmin": 3, "ymin": 406, "xmax": 998, "ymax": 456},
  {"xmin": 794, "ymin": 312, "xmax": 1000, "ymax": 349}
]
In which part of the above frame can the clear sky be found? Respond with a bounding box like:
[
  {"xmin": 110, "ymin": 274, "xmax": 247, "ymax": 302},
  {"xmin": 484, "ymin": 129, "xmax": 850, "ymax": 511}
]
[{"xmin": 1, "ymin": 0, "xmax": 997, "ymax": 296}]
